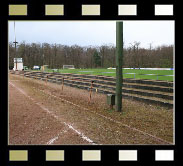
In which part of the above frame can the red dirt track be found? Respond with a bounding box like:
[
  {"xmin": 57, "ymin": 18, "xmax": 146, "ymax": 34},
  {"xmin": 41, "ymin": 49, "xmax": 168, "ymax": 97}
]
[{"xmin": 9, "ymin": 74, "xmax": 173, "ymax": 145}]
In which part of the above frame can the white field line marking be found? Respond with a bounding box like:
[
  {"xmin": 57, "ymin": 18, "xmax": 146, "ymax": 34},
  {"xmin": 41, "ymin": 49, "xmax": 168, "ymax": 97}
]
[
  {"xmin": 47, "ymin": 130, "xmax": 68, "ymax": 145},
  {"xmin": 34, "ymin": 87, "xmax": 172, "ymax": 145},
  {"xmin": 9, "ymin": 81, "xmax": 96, "ymax": 145}
]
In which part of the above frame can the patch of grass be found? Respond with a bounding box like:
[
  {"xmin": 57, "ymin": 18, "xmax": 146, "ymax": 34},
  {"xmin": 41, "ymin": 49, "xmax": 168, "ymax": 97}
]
[{"xmin": 43, "ymin": 68, "xmax": 173, "ymax": 81}]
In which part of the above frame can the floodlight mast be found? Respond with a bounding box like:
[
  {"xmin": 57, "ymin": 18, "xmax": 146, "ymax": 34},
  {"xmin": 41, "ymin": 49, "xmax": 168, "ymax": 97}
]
[
  {"xmin": 13, "ymin": 41, "xmax": 18, "ymax": 70},
  {"xmin": 13, "ymin": 21, "xmax": 18, "ymax": 70},
  {"xmin": 115, "ymin": 21, "xmax": 123, "ymax": 112}
]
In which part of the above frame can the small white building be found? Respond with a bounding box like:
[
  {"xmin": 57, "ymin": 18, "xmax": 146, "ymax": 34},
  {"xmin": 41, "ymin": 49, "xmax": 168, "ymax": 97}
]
[{"xmin": 13, "ymin": 58, "xmax": 23, "ymax": 71}]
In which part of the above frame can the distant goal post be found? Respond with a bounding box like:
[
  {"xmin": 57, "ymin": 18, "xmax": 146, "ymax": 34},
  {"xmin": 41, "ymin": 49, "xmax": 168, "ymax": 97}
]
[{"xmin": 63, "ymin": 65, "xmax": 75, "ymax": 69}]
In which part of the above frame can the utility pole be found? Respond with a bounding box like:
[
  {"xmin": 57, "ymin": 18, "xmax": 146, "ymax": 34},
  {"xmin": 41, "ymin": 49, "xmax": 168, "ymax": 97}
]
[
  {"xmin": 55, "ymin": 43, "xmax": 57, "ymax": 68},
  {"xmin": 13, "ymin": 21, "xmax": 18, "ymax": 70},
  {"xmin": 13, "ymin": 40, "xmax": 18, "ymax": 70},
  {"xmin": 42, "ymin": 43, "xmax": 44, "ymax": 66},
  {"xmin": 115, "ymin": 21, "xmax": 123, "ymax": 112}
]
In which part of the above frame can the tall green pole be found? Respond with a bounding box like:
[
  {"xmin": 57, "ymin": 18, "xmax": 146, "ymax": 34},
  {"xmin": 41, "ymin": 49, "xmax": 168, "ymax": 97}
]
[
  {"xmin": 13, "ymin": 41, "xmax": 18, "ymax": 70},
  {"xmin": 115, "ymin": 21, "xmax": 123, "ymax": 112}
]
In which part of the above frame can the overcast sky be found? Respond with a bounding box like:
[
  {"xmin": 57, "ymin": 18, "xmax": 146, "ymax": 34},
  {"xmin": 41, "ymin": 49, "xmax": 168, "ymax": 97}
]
[{"xmin": 8, "ymin": 21, "xmax": 174, "ymax": 48}]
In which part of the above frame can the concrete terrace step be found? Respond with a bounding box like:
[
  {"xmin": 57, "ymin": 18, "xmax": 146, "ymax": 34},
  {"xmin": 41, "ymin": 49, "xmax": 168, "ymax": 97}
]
[
  {"xmin": 55, "ymin": 73, "xmax": 173, "ymax": 87},
  {"xmin": 57, "ymin": 78, "xmax": 173, "ymax": 101},
  {"xmin": 123, "ymin": 78, "xmax": 173, "ymax": 87},
  {"xmin": 24, "ymin": 72, "xmax": 173, "ymax": 94},
  {"xmin": 23, "ymin": 72, "xmax": 173, "ymax": 100},
  {"xmin": 53, "ymin": 80, "xmax": 173, "ymax": 108},
  {"xmin": 41, "ymin": 74, "xmax": 173, "ymax": 92},
  {"xmin": 50, "ymin": 75, "xmax": 173, "ymax": 93},
  {"xmin": 17, "ymin": 71, "xmax": 174, "ymax": 108},
  {"xmin": 40, "ymin": 76, "xmax": 173, "ymax": 103}
]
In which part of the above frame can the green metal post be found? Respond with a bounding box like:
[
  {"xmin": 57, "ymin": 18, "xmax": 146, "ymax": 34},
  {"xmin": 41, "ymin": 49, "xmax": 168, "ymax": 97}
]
[{"xmin": 115, "ymin": 21, "xmax": 123, "ymax": 112}]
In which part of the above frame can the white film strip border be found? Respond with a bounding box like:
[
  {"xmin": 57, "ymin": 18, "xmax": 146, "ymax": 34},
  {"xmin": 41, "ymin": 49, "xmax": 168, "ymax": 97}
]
[
  {"xmin": 155, "ymin": 5, "xmax": 174, "ymax": 16},
  {"xmin": 8, "ymin": 4, "xmax": 174, "ymax": 16},
  {"xmin": 9, "ymin": 149, "xmax": 175, "ymax": 162}
]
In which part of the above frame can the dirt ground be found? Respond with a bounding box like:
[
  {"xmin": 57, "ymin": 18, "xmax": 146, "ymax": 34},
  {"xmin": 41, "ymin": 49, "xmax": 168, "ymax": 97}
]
[{"xmin": 9, "ymin": 74, "xmax": 174, "ymax": 145}]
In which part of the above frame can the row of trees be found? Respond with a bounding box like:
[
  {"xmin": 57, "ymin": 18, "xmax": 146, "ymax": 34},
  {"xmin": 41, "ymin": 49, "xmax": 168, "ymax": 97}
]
[{"xmin": 9, "ymin": 41, "xmax": 173, "ymax": 69}]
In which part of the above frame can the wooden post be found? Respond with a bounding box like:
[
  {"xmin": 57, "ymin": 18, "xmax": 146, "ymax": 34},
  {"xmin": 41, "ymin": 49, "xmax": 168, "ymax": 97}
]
[
  {"xmin": 62, "ymin": 77, "xmax": 64, "ymax": 91},
  {"xmin": 45, "ymin": 75, "xmax": 48, "ymax": 85}
]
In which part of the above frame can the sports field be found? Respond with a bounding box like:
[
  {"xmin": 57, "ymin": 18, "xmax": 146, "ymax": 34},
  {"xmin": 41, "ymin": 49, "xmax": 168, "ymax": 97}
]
[{"xmin": 44, "ymin": 68, "xmax": 174, "ymax": 81}]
